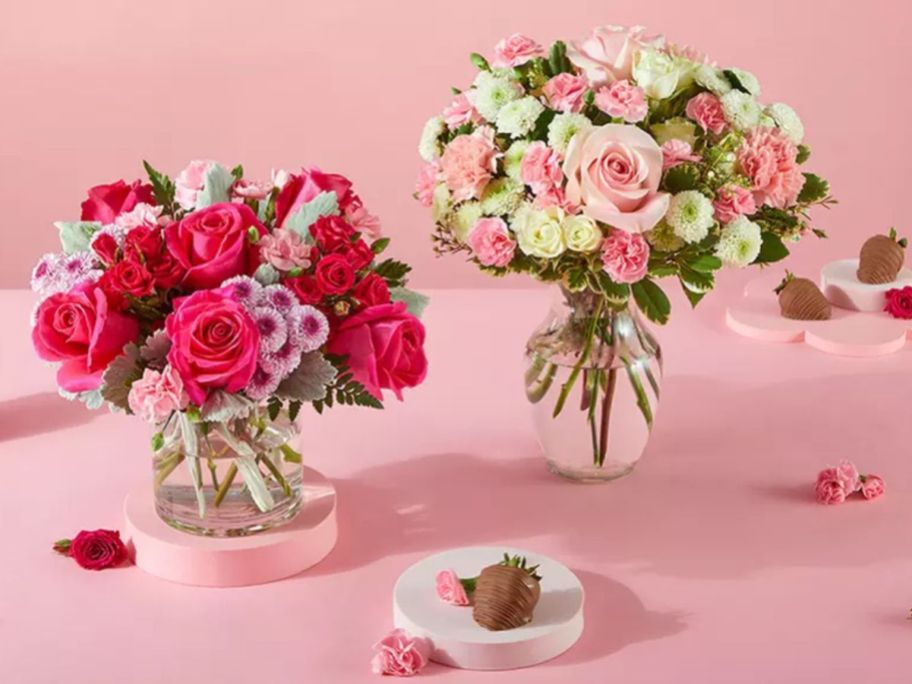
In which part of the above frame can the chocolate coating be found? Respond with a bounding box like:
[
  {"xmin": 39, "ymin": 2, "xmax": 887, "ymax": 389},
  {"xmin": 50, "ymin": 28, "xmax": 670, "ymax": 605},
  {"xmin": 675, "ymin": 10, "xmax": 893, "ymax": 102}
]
[
  {"xmin": 778, "ymin": 278, "xmax": 831, "ymax": 320},
  {"xmin": 858, "ymin": 235, "xmax": 904, "ymax": 284},
  {"xmin": 472, "ymin": 565, "xmax": 541, "ymax": 631}
]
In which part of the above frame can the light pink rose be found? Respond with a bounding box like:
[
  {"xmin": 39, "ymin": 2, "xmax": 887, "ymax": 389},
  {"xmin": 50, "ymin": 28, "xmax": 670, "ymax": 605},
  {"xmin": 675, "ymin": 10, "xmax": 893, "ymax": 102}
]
[
  {"xmin": 563, "ymin": 124, "xmax": 669, "ymax": 233},
  {"xmin": 439, "ymin": 134, "xmax": 498, "ymax": 201},
  {"xmin": 594, "ymin": 80, "xmax": 647, "ymax": 123},
  {"xmin": 371, "ymin": 628, "xmax": 432, "ymax": 677},
  {"xmin": 713, "ymin": 185, "xmax": 757, "ymax": 222},
  {"xmin": 601, "ymin": 229, "xmax": 650, "ymax": 283},
  {"xmin": 175, "ymin": 160, "xmax": 216, "ymax": 211},
  {"xmin": 127, "ymin": 365, "xmax": 189, "ymax": 424},
  {"xmin": 467, "ymin": 217, "xmax": 516, "ymax": 268},
  {"xmin": 860, "ymin": 474, "xmax": 885, "ymax": 500},
  {"xmin": 520, "ymin": 142, "xmax": 563, "ymax": 196},
  {"xmin": 414, "ymin": 162, "xmax": 439, "ymax": 208},
  {"xmin": 738, "ymin": 127, "xmax": 803, "ymax": 209},
  {"xmin": 542, "ymin": 73, "xmax": 588, "ymax": 113},
  {"xmin": 257, "ymin": 228, "xmax": 312, "ymax": 272},
  {"xmin": 231, "ymin": 179, "xmax": 272, "ymax": 201},
  {"xmin": 491, "ymin": 33, "xmax": 543, "ymax": 68},
  {"xmin": 665, "ymin": 42, "xmax": 711, "ymax": 64},
  {"xmin": 685, "ymin": 93, "xmax": 727, "ymax": 135},
  {"xmin": 114, "ymin": 202, "xmax": 163, "ymax": 232},
  {"xmin": 442, "ymin": 93, "xmax": 482, "ymax": 129},
  {"xmin": 815, "ymin": 467, "xmax": 847, "ymax": 505},
  {"xmin": 661, "ymin": 139, "xmax": 701, "ymax": 170},
  {"xmin": 836, "ymin": 460, "xmax": 861, "ymax": 493},
  {"xmin": 436, "ymin": 569, "xmax": 470, "ymax": 606},
  {"xmin": 567, "ymin": 25, "xmax": 664, "ymax": 85}
]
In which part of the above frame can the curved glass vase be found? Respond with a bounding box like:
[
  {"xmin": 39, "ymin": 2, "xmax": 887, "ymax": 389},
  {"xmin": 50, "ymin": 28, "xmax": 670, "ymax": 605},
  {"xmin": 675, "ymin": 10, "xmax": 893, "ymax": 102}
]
[
  {"xmin": 152, "ymin": 407, "xmax": 303, "ymax": 537},
  {"xmin": 525, "ymin": 287, "xmax": 662, "ymax": 482}
]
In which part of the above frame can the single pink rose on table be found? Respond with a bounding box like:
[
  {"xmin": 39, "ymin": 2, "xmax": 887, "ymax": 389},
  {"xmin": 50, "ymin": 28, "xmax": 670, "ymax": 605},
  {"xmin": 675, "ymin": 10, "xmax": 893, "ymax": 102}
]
[
  {"xmin": 174, "ymin": 160, "xmax": 216, "ymax": 211},
  {"xmin": 738, "ymin": 127, "xmax": 803, "ymax": 209},
  {"xmin": 601, "ymin": 229, "xmax": 650, "ymax": 284},
  {"xmin": 661, "ymin": 140, "xmax": 701, "ymax": 170},
  {"xmin": 32, "ymin": 282, "xmax": 139, "ymax": 392},
  {"xmin": 127, "ymin": 365, "xmax": 189, "ymax": 424},
  {"xmin": 435, "ymin": 569, "xmax": 471, "ymax": 606},
  {"xmin": 274, "ymin": 167, "xmax": 356, "ymax": 227},
  {"xmin": 165, "ymin": 290, "xmax": 261, "ymax": 405},
  {"xmin": 815, "ymin": 467, "xmax": 847, "ymax": 505},
  {"xmin": 439, "ymin": 133, "xmax": 498, "ymax": 202},
  {"xmin": 835, "ymin": 460, "xmax": 861, "ymax": 493},
  {"xmin": 520, "ymin": 142, "xmax": 563, "ymax": 196},
  {"xmin": 563, "ymin": 124, "xmax": 669, "ymax": 233},
  {"xmin": 542, "ymin": 73, "xmax": 588, "ymax": 113},
  {"xmin": 442, "ymin": 93, "xmax": 482, "ymax": 129},
  {"xmin": 165, "ymin": 202, "xmax": 266, "ymax": 290},
  {"xmin": 713, "ymin": 184, "xmax": 757, "ymax": 222},
  {"xmin": 685, "ymin": 93, "xmax": 727, "ymax": 135},
  {"xmin": 327, "ymin": 302, "xmax": 428, "ymax": 401},
  {"xmin": 371, "ymin": 628, "xmax": 432, "ymax": 677},
  {"xmin": 884, "ymin": 287, "xmax": 912, "ymax": 319},
  {"xmin": 80, "ymin": 179, "xmax": 155, "ymax": 224},
  {"xmin": 594, "ymin": 80, "xmax": 647, "ymax": 123},
  {"xmin": 414, "ymin": 162, "xmax": 439, "ymax": 208},
  {"xmin": 491, "ymin": 33, "xmax": 543, "ymax": 68},
  {"xmin": 567, "ymin": 25, "xmax": 664, "ymax": 85},
  {"xmin": 467, "ymin": 217, "xmax": 516, "ymax": 268},
  {"xmin": 860, "ymin": 474, "xmax": 885, "ymax": 500},
  {"xmin": 257, "ymin": 228, "xmax": 312, "ymax": 272}
]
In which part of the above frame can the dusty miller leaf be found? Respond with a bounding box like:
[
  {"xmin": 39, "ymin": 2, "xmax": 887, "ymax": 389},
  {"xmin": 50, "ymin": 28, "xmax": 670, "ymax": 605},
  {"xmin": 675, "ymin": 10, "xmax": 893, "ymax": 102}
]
[
  {"xmin": 276, "ymin": 352, "xmax": 337, "ymax": 402},
  {"xmin": 100, "ymin": 343, "xmax": 143, "ymax": 411},
  {"xmin": 199, "ymin": 391, "xmax": 256, "ymax": 422},
  {"xmin": 139, "ymin": 329, "xmax": 171, "ymax": 368},
  {"xmin": 389, "ymin": 287, "xmax": 430, "ymax": 318},
  {"xmin": 195, "ymin": 164, "xmax": 234, "ymax": 208},
  {"xmin": 54, "ymin": 221, "xmax": 101, "ymax": 255},
  {"xmin": 283, "ymin": 191, "xmax": 339, "ymax": 239}
]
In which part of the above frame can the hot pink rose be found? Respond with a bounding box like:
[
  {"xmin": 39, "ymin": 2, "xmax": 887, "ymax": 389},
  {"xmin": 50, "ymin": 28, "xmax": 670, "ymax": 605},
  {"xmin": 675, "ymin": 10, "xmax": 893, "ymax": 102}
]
[
  {"xmin": 815, "ymin": 467, "xmax": 847, "ymax": 505},
  {"xmin": 594, "ymin": 80, "xmax": 647, "ymax": 123},
  {"xmin": 175, "ymin": 160, "xmax": 216, "ymax": 211},
  {"xmin": 370, "ymin": 628, "xmax": 432, "ymax": 677},
  {"xmin": 32, "ymin": 282, "xmax": 139, "ymax": 392},
  {"xmin": 738, "ymin": 127, "xmax": 803, "ymax": 209},
  {"xmin": 491, "ymin": 33, "xmax": 543, "ymax": 68},
  {"xmin": 563, "ymin": 124, "xmax": 669, "ymax": 233},
  {"xmin": 601, "ymin": 229, "xmax": 650, "ymax": 283},
  {"xmin": 520, "ymin": 142, "xmax": 563, "ymax": 196},
  {"xmin": 860, "ymin": 474, "xmax": 885, "ymax": 500},
  {"xmin": 436, "ymin": 569, "xmax": 470, "ymax": 606},
  {"xmin": 713, "ymin": 185, "xmax": 757, "ymax": 223},
  {"xmin": 685, "ymin": 93, "xmax": 727, "ymax": 135},
  {"xmin": 661, "ymin": 139, "xmax": 701, "ymax": 170},
  {"xmin": 542, "ymin": 73, "xmax": 588, "ymax": 113},
  {"xmin": 414, "ymin": 162, "xmax": 439, "ymax": 208},
  {"xmin": 275, "ymin": 167, "xmax": 355, "ymax": 227},
  {"xmin": 567, "ymin": 25, "xmax": 663, "ymax": 84},
  {"xmin": 258, "ymin": 228, "xmax": 312, "ymax": 272},
  {"xmin": 327, "ymin": 302, "xmax": 427, "ymax": 400},
  {"xmin": 884, "ymin": 287, "xmax": 912, "ymax": 319},
  {"xmin": 80, "ymin": 180, "xmax": 155, "ymax": 224},
  {"xmin": 442, "ymin": 93, "xmax": 482, "ymax": 129},
  {"xmin": 439, "ymin": 134, "xmax": 498, "ymax": 202},
  {"xmin": 467, "ymin": 217, "xmax": 516, "ymax": 268},
  {"xmin": 165, "ymin": 202, "xmax": 266, "ymax": 290},
  {"xmin": 127, "ymin": 365, "xmax": 189, "ymax": 424},
  {"xmin": 65, "ymin": 529, "xmax": 128, "ymax": 571},
  {"xmin": 165, "ymin": 290, "xmax": 260, "ymax": 404}
]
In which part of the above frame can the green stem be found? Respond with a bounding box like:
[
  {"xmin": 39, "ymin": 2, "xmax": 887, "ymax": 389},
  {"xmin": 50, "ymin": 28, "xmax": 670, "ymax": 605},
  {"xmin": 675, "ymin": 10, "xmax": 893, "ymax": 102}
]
[
  {"xmin": 207, "ymin": 458, "xmax": 220, "ymax": 491},
  {"xmin": 552, "ymin": 299, "xmax": 604, "ymax": 418},
  {"xmin": 154, "ymin": 451, "xmax": 184, "ymax": 490},
  {"xmin": 598, "ymin": 368, "xmax": 618, "ymax": 467},
  {"xmin": 213, "ymin": 463, "xmax": 238, "ymax": 507},
  {"xmin": 526, "ymin": 360, "xmax": 557, "ymax": 403},
  {"xmin": 258, "ymin": 454, "xmax": 293, "ymax": 498},
  {"xmin": 279, "ymin": 443, "xmax": 302, "ymax": 464},
  {"xmin": 623, "ymin": 357, "xmax": 654, "ymax": 429},
  {"xmin": 586, "ymin": 369, "xmax": 600, "ymax": 466}
]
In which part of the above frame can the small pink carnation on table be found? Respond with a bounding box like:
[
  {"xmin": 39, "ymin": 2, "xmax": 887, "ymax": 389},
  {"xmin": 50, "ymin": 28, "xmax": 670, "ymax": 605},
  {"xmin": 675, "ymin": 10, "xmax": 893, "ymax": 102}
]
[
  {"xmin": 601, "ymin": 230, "xmax": 650, "ymax": 284},
  {"xmin": 738, "ymin": 127, "xmax": 803, "ymax": 209},
  {"xmin": 835, "ymin": 460, "xmax": 861, "ymax": 493},
  {"xmin": 442, "ymin": 93, "xmax": 481, "ymax": 129},
  {"xmin": 520, "ymin": 142, "xmax": 562, "ymax": 196},
  {"xmin": 258, "ymin": 228, "xmax": 312, "ymax": 272},
  {"xmin": 439, "ymin": 134, "xmax": 498, "ymax": 201},
  {"xmin": 414, "ymin": 163, "xmax": 439, "ymax": 208},
  {"xmin": 467, "ymin": 217, "xmax": 516, "ymax": 267},
  {"xmin": 685, "ymin": 93, "xmax": 727, "ymax": 134},
  {"xmin": 543, "ymin": 73, "xmax": 588, "ymax": 113},
  {"xmin": 594, "ymin": 80, "xmax": 647, "ymax": 123},
  {"xmin": 127, "ymin": 365, "xmax": 189, "ymax": 424},
  {"xmin": 860, "ymin": 474, "xmax": 885, "ymax": 500},
  {"xmin": 371, "ymin": 628, "xmax": 432, "ymax": 677},
  {"xmin": 713, "ymin": 185, "xmax": 757, "ymax": 222},
  {"xmin": 491, "ymin": 33, "xmax": 543, "ymax": 68},
  {"xmin": 661, "ymin": 140, "xmax": 701, "ymax": 170},
  {"xmin": 815, "ymin": 467, "xmax": 847, "ymax": 505},
  {"xmin": 435, "ymin": 569, "xmax": 473, "ymax": 606}
]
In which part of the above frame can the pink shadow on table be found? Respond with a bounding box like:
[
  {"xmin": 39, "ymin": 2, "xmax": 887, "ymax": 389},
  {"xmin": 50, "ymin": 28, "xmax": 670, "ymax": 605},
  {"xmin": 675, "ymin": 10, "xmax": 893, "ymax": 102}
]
[{"xmin": 0, "ymin": 392, "xmax": 97, "ymax": 443}]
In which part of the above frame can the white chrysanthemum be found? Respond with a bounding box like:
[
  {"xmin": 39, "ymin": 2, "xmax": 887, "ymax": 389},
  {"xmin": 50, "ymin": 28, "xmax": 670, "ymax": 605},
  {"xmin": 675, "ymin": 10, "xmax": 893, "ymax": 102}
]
[
  {"xmin": 451, "ymin": 201, "xmax": 484, "ymax": 242},
  {"xmin": 480, "ymin": 178, "xmax": 525, "ymax": 216},
  {"xmin": 727, "ymin": 68, "xmax": 761, "ymax": 96},
  {"xmin": 495, "ymin": 96, "xmax": 545, "ymax": 138},
  {"xmin": 547, "ymin": 113, "xmax": 592, "ymax": 155},
  {"xmin": 504, "ymin": 140, "xmax": 531, "ymax": 180},
  {"xmin": 418, "ymin": 116, "xmax": 446, "ymax": 162},
  {"xmin": 513, "ymin": 206, "xmax": 566, "ymax": 258},
  {"xmin": 645, "ymin": 221, "xmax": 685, "ymax": 252},
  {"xmin": 666, "ymin": 191, "xmax": 715, "ymax": 243},
  {"xmin": 766, "ymin": 102, "xmax": 805, "ymax": 144},
  {"xmin": 715, "ymin": 216, "xmax": 762, "ymax": 267},
  {"xmin": 431, "ymin": 183, "xmax": 451, "ymax": 223},
  {"xmin": 470, "ymin": 71, "xmax": 523, "ymax": 121},
  {"xmin": 694, "ymin": 64, "xmax": 732, "ymax": 95},
  {"xmin": 720, "ymin": 91, "xmax": 762, "ymax": 131},
  {"xmin": 562, "ymin": 215, "xmax": 602, "ymax": 252}
]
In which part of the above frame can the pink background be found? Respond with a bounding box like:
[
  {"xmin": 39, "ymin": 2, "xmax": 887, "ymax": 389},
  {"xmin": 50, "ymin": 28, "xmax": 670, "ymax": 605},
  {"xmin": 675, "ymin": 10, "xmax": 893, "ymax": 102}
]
[{"xmin": 1, "ymin": 0, "xmax": 909, "ymax": 290}]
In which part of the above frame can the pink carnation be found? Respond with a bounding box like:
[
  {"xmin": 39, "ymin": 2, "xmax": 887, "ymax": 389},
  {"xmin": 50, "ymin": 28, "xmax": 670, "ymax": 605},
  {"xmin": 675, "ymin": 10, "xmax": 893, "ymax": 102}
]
[
  {"xmin": 815, "ymin": 467, "xmax": 847, "ymax": 505},
  {"xmin": 114, "ymin": 203, "xmax": 163, "ymax": 232},
  {"xmin": 594, "ymin": 80, "xmax": 647, "ymax": 123},
  {"xmin": 835, "ymin": 460, "xmax": 861, "ymax": 493},
  {"xmin": 738, "ymin": 127, "xmax": 803, "ymax": 209},
  {"xmin": 439, "ymin": 134, "xmax": 497, "ymax": 201},
  {"xmin": 435, "ymin": 569, "xmax": 470, "ymax": 606},
  {"xmin": 442, "ymin": 93, "xmax": 482, "ymax": 129},
  {"xmin": 175, "ymin": 160, "xmax": 216, "ymax": 211},
  {"xmin": 685, "ymin": 93, "xmax": 726, "ymax": 134},
  {"xmin": 661, "ymin": 140, "xmax": 701, "ymax": 170},
  {"xmin": 860, "ymin": 474, "xmax": 885, "ymax": 501},
  {"xmin": 414, "ymin": 162, "xmax": 439, "ymax": 208},
  {"xmin": 467, "ymin": 217, "xmax": 516, "ymax": 268},
  {"xmin": 533, "ymin": 186, "xmax": 576, "ymax": 212},
  {"xmin": 231, "ymin": 179, "xmax": 272, "ymax": 201},
  {"xmin": 258, "ymin": 228, "xmax": 312, "ymax": 272},
  {"xmin": 371, "ymin": 629, "xmax": 432, "ymax": 677},
  {"xmin": 492, "ymin": 33, "xmax": 543, "ymax": 68},
  {"xmin": 520, "ymin": 142, "xmax": 562, "ymax": 196},
  {"xmin": 542, "ymin": 73, "xmax": 588, "ymax": 113},
  {"xmin": 127, "ymin": 365, "xmax": 189, "ymax": 424},
  {"xmin": 713, "ymin": 185, "xmax": 757, "ymax": 223},
  {"xmin": 344, "ymin": 202, "xmax": 382, "ymax": 239},
  {"xmin": 601, "ymin": 230, "xmax": 649, "ymax": 284}
]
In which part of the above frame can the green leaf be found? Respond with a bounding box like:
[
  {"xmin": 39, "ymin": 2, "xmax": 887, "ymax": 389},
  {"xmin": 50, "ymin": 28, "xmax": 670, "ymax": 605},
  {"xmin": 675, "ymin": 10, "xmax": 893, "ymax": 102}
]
[
  {"xmin": 591, "ymin": 271, "xmax": 631, "ymax": 305},
  {"xmin": 648, "ymin": 264, "xmax": 678, "ymax": 278},
  {"xmin": 687, "ymin": 255, "xmax": 723, "ymax": 273},
  {"xmin": 797, "ymin": 173, "xmax": 830, "ymax": 204},
  {"xmin": 143, "ymin": 160, "xmax": 176, "ymax": 209},
  {"xmin": 100, "ymin": 343, "xmax": 143, "ymax": 412},
  {"xmin": 566, "ymin": 268, "xmax": 588, "ymax": 292},
  {"xmin": 371, "ymin": 237, "xmax": 391, "ymax": 254},
  {"xmin": 139, "ymin": 329, "xmax": 171, "ymax": 367},
  {"xmin": 230, "ymin": 164, "xmax": 244, "ymax": 182},
  {"xmin": 283, "ymin": 191, "xmax": 339, "ymax": 239},
  {"xmin": 151, "ymin": 432, "xmax": 165, "ymax": 451},
  {"xmin": 470, "ymin": 52, "xmax": 490, "ymax": 71},
  {"xmin": 722, "ymin": 69, "xmax": 751, "ymax": 94},
  {"xmin": 275, "ymin": 352, "xmax": 338, "ymax": 402},
  {"xmin": 678, "ymin": 265, "xmax": 714, "ymax": 293},
  {"xmin": 195, "ymin": 164, "xmax": 234, "ymax": 208},
  {"xmin": 796, "ymin": 145, "xmax": 811, "ymax": 164},
  {"xmin": 374, "ymin": 258, "xmax": 412, "ymax": 287},
  {"xmin": 755, "ymin": 232, "xmax": 790, "ymax": 264},
  {"xmin": 681, "ymin": 280, "xmax": 707, "ymax": 308},
  {"xmin": 267, "ymin": 398, "xmax": 282, "ymax": 421},
  {"xmin": 389, "ymin": 287, "xmax": 430, "ymax": 318},
  {"xmin": 54, "ymin": 221, "xmax": 101, "ymax": 255},
  {"xmin": 548, "ymin": 41, "xmax": 572, "ymax": 75},
  {"xmin": 530, "ymin": 108, "xmax": 557, "ymax": 143},
  {"xmin": 254, "ymin": 263, "xmax": 280, "ymax": 285},
  {"xmin": 288, "ymin": 400, "xmax": 302, "ymax": 422},
  {"xmin": 661, "ymin": 164, "xmax": 701, "ymax": 193},
  {"xmin": 631, "ymin": 279, "xmax": 671, "ymax": 325}
]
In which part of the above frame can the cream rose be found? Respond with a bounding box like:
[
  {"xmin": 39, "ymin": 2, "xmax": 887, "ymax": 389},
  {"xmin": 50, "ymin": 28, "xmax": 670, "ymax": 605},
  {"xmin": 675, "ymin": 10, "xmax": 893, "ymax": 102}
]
[
  {"xmin": 632, "ymin": 49, "xmax": 688, "ymax": 99},
  {"xmin": 513, "ymin": 205, "xmax": 566, "ymax": 258},
  {"xmin": 562, "ymin": 215, "xmax": 602, "ymax": 252}
]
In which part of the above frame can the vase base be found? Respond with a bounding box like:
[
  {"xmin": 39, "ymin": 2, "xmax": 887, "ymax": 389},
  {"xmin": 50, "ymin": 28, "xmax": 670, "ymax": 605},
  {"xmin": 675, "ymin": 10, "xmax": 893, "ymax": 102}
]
[{"xmin": 545, "ymin": 459, "xmax": 636, "ymax": 483}]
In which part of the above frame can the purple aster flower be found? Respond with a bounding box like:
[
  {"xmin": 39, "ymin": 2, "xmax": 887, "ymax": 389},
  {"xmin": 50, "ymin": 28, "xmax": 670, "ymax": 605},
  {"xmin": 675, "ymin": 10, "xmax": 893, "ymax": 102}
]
[
  {"xmin": 261, "ymin": 284, "xmax": 296, "ymax": 313},
  {"xmin": 62, "ymin": 251, "xmax": 100, "ymax": 277},
  {"xmin": 288, "ymin": 305, "xmax": 330, "ymax": 353},
  {"xmin": 30, "ymin": 254, "xmax": 60, "ymax": 295},
  {"xmin": 260, "ymin": 338, "xmax": 303, "ymax": 379},
  {"xmin": 221, "ymin": 275, "xmax": 263, "ymax": 310},
  {"xmin": 251, "ymin": 306, "xmax": 288, "ymax": 354},
  {"xmin": 245, "ymin": 364, "xmax": 282, "ymax": 401}
]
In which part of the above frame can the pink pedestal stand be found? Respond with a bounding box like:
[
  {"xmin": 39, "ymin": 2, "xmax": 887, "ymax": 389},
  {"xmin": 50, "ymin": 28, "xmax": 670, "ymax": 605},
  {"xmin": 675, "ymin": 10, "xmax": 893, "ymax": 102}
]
[
  {"xmin": 393, "ymin": 546, "xmax": 584, "ymax": 671},
  {"xmin": 123, "ymin": 465, "xmax": 337, "ymax": 586}
]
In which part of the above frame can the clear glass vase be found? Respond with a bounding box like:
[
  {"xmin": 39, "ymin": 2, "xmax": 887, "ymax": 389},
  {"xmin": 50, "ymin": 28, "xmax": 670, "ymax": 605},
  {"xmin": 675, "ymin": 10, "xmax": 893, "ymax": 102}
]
[
  {"xmin": 525, "ymin": 286, "xmax": 662, "ymax": 482},
  {"xmin": 152, "ymin": 408, "xmax": 303, "ymax": 537}
]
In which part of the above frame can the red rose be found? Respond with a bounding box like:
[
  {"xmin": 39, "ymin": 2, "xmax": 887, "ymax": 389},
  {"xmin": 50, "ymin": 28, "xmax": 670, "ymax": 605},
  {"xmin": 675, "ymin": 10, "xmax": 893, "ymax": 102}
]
[
  {"xmin": 31, "ymin": 282, "xmax": 139, "ymax": 392},
  {"xmin": 327, "ymin": 301, "xmax": 427, "ymax": 400},
  {"xmin": 285, "ymin": 274, "xmax": 325, "ymax": 305},
  {"xmin": 165, "ymin": 203, "xmax": 265, "ymax": 290},
  {"xmin": 147, "ymin": 251, "xmax": 185, "ymax": 290},
  {"xmin": 310, "ymin": 215, "xmax": 356, "ymax": 251},
  {"xmin": 884, "ymin": 286, "xmax": 912, "ymax": 319},
  {"xmin": 91, "ymin": 232, "xmax": 120, "ymax": 265},
  {"xmin": 100, "ymin": 258, "xmax": 155, "ymax": 301},
  {"xmin": 315, "ymin": 253, "xmax": 356, "ymax": 295},
  {"xmin": 341, "ymin": 239, "xmax": 375, "ymax": 270},
  {"xmin": 275, "ymin": 168, "xmax": 355, "ymax": 227},
  {"xmin": 352, "ymin": 273, "xmax": 391, "ymax": 309},
  {"xmin": 80, "ymin": 180, "xmax": 155, "ymax": 224},
  {"xmin": 124, "ymin": 226, "xmax": 164, "ymax": 260},
  {"xmin": 67, "ymin": 529, "xmax": 127, "ymax": 570}
]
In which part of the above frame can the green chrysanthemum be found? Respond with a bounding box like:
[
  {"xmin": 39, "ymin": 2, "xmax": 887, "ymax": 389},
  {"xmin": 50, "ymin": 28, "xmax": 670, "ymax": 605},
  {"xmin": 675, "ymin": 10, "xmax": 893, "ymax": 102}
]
[
  {"xmin": 766, "ymin": 102, "xmax": 804, "ymax": 144},
  {"xmin": 504, "ymin": 140, "xmax": 531, "ymax": 180},
  {"xmin": 451, "ymin": 201, "xmax": 484, "ymax": 242},
  {"xmin": 715, "ymin": 216, "xmax": 762, "ymax": 267},
  {"xmin": 720, "ymin": 91, "xmax": 761, "ymax": 131},
  {"xmin": 472, "ymin": 71, "xmax": 523, "ymax": 122},
  {"xmin": 646, "ymin": 220, "xmax": 685, "ymax": 252},
  {"xmin": 480, "ymin": 178, "xmax": 525, "ymax": 216},
  {"xmin": 547, "ymin": 113, "xmax": 591, "ymax": 155},
  {"xmin": 666, "ymin": 190, "xmax": 715, "ymax": 244},
  {"xmin": 495, "ymin": 96, "xmax": 545, "ymax": 138},
  {"xmin": 418, "ymin": 116, "xmax": 445, "ymax": 162}
]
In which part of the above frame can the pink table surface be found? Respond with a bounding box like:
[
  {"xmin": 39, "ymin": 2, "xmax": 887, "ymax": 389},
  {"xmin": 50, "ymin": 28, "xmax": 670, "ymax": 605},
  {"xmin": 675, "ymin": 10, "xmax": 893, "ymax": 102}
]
[{"xmin": 2, "ymin": 286, "xmax": 911, "ymax": 683}]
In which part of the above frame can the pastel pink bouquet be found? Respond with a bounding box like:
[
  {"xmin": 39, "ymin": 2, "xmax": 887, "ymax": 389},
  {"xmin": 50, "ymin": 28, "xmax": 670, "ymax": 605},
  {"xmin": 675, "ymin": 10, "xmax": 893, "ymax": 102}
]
[{"xmin": 31, "ymin": 161, "xmax": 428, "ymax": 534}]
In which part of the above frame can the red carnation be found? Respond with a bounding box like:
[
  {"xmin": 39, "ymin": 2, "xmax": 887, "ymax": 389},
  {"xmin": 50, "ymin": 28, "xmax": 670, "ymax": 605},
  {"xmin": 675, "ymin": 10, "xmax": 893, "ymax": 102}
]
[
  {"xmin": 352, "ymin": 273, "xmax": 391, "ymax": 310},
  {"xmin": 311, "ymin": 215, "xmax": 356, "ymax": 251}
]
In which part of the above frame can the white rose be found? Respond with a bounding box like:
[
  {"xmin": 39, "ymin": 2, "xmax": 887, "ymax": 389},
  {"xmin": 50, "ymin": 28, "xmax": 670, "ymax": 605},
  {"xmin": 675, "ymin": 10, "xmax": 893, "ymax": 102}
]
[
  {"xmin": 514, "ymin": 205, "xmax": 567, "ymax": 258},
  {"xmin": 632, "ymin": 49, "xmax": 683, "ymax": 99},
  {"xmin": 562, "ymin": 215, "xmax": 602, "ymax": 252}
]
